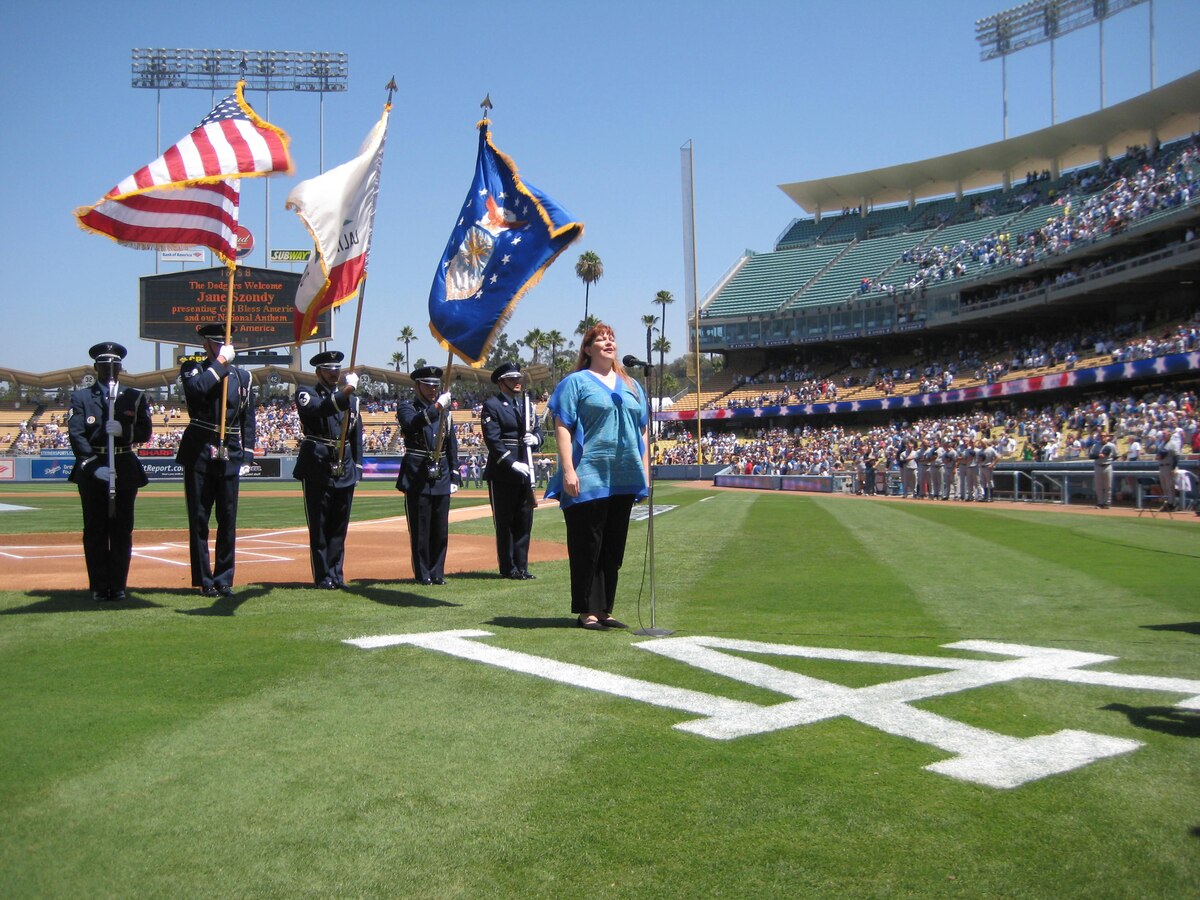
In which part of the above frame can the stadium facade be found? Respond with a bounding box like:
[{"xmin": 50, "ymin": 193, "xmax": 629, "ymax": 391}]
[{"xmin": 678, "ymin": 69, "xmax": 1200, "ymax": 420}]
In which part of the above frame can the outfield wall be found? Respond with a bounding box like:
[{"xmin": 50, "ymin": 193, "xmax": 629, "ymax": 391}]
[
  {"xmin": 4, "ymin": 455, "xmax": 708, "ymax": 485},
  {"xmin": 0, "ymin": 455, "xmax": 404, "ymax": 484},
  {"xmin": 713, "ymin": 461, "xmax": 1200, "ymax": 509}
]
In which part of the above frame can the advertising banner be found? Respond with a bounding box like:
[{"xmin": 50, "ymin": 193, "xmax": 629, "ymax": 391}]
[
  {"xmin": 0, "ymin": 459, "xmax": 14, "ymax": 480},
  {"xmin": 362, "ymin": 456, "xmax": 402, "ymax": 480},
  {"xmin": 31, "ymin": 459, "xmax": 73, "ymax": 480},
  {"xmin": 160, "ymin": 249, "xmax": 206, "ymax": 263},
  {"xmin": 141, "ymin": 457, "xmax": 282, "ymax": 480}
]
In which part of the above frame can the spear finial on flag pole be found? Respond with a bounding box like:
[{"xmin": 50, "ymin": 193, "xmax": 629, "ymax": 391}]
[{"xmin": 480, "ymin": 93, "xmax": 493, "ymax": 119}]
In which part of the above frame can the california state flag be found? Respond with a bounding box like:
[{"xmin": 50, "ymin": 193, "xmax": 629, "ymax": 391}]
[{"xmin": 288, "ymin": 109, "xmax": 389, "ymax": 342}]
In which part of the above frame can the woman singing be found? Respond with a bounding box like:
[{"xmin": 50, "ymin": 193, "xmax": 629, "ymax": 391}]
[{"xmin": 546, "ymin": 323, "xmax": 650, "ymax": 630}]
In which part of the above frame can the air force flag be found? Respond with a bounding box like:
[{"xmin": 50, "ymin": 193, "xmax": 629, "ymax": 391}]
[{"xmin": 428, "ymin": 122, "xmax": 583, "ymax": 366}]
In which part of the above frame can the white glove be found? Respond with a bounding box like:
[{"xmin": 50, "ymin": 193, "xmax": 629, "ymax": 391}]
[
  {"xmin": 238, "ymin": 464, "xmax": 251, "ymax": 477},
  {"xmin": 343, "ymin": 372, "xmax": 359, "ymax": 390},
  {"xmin": 92, "ymin": 465, "xmax": 111, "ymax": 482},
  {"xmin": 219, "ymin": 344, "xmax": 236, "ymax": 362},
  {"xmin": 104, "ymin": 420, "xmax": 123, "ymax": 437},
  {"xmin": 450, "ymin": 483, "xmax": 459, "ymax": 494},
  {"xmin": 511, "ymin": 461, "xmax": 531, "ymax": 479},
  {"xmin": 436, "ymin": 391, "xmax": 452, "ymax": 409},
  {"xmin": 522, "ymin": 433, "xmax": 538, "ymax": 446}
]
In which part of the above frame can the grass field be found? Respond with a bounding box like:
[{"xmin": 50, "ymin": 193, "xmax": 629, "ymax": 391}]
[{"xmin": 1, "ymin": 483, "xmax": 1198, "ymax": 897}]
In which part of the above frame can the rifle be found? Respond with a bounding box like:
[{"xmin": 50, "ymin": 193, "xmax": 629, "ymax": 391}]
[
  {"xmin": 106, "ymin": 379, "xmax": 117, "ymax": 518},
  {"xmin": 522, "ymin": 390, "xmax": 537, "ymax": 510}
]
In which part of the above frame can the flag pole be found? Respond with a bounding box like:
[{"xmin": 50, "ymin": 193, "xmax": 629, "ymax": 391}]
[
  {"xmin": 428, "ymin": 92, "xmax": 489, "ymax": 475},
  {"xmin": 333, "ymin": 78, "xmax": 397, "ymax": 474}
]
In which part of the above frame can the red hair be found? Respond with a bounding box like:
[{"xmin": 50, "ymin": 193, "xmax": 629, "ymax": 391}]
[{"xmin": 575, "ymin": 322, "xmax": 637, "ymax": 390}]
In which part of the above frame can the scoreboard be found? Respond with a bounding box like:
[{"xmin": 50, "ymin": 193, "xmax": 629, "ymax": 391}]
[{"xmin": 139, "ymin": 265, "xmax": 331, "ymax": 349}]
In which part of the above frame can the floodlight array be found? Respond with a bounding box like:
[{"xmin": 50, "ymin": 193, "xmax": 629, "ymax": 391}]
[
  {"xmin": 975, "ymin": 0, "xmax": 1147, "ymax": 60},
  {"xmin": 131, "ymin": 48, "xmax": 348, "ymax": 92}
]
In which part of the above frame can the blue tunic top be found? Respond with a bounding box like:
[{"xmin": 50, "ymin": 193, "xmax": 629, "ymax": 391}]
[{"xmin": 546, "ymin": 369, "xmax": 649, "ymax": 509}]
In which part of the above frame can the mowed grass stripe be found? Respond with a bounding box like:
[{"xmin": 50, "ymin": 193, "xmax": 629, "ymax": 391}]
[
  {"xmin": 669, "ymin": 492, "xmax": 946, "ymax": 644},
  {"xmin": 1, "ymin": 488, "xmax": 1198, "ymax": 896},
  {"xmin": 824, "ymin": 499, "xmax": 1200, "ymax": 650},
  {"xmin": 4, "ymin": 629, "xmax": 625, "ymax": 896}
]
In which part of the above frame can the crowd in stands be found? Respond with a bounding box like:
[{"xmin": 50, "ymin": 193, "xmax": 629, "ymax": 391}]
[
  {"xmin": 660, "ymin": 387, "xmax": 1197, "ymax": 483},
  {"xmin": 855, "ymin": 138, "xmax": 1200, "ymax": 297},
  {"xmin": 706, "ymin": 306, "xmax": 1199, "ymax": 411},
  {"xmin": 3, "ymin": 394, "xmax": 488, "ymax": 457}
]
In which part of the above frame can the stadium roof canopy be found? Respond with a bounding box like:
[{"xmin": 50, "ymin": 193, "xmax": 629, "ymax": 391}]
[
  {"xmin": 0, "ymin": 362, "xmax": 553, "ymax": 393},
  {"xmin": 779, "ymin": 69, "xmax": 1200, "ymax": 219}
]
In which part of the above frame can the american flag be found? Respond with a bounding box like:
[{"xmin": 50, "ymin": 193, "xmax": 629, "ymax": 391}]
[{"xmin": 75, "ymin": 83, "xmax": 291, "ymax": 265}]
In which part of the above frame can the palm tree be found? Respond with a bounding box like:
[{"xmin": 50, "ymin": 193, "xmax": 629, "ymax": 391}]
[
  {"xmin": 543, "ymin": 329, "xmax": 565, "ymax": 379},
  {"xmin": 641, "ymin": 313, "xmax": 659, "ymax": 348},
  {"xmin": 575, "ymin": 251, "xmax": 603, "ymax": 323},
  {"xmin": 652, "ymin": 335, "xmax": 672, "ymax": 410},
  {"xmin": 640, "ymin": 314, "xmax": 659, "ymax": 376},
  {"xmin": 521, "ymin": 327, "xmax": 545, "ymax": 365},
  {"xmin": 575, "ymin": 315, "xmax": 599, "ymax": 338},
  {"xmin": 389, "ymin": 351, "xmax": 404, "ymax": 372},
  {"xmin": 396, "ymin": 326, "xmax": 417, "ymax": 372},
  {"xmin": 653, "ymin": 289, "xmax": 675, "ymax": 343}
]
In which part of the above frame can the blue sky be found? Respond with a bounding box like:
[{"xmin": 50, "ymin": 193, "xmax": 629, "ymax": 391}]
[{"xmin": 3, "ymin": 0, "xmax": 1197, "ymax": 375}]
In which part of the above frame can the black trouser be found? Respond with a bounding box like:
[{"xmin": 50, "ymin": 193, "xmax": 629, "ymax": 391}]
[
  {"xmin": 488, "ymin": 479, "xmax": 533, "ymax": 576},
  {"xmin": 183, "ymin": 464, "xmax": 240, "ymax": 590},
  {"xmin": 404, "ymin": 490, "xmax": 449, "ymax": 582},
  {"xmin": 563, "ymin": 494, "xmax": 636, "ymax": 616},
  {"xmin": 78, "ymin": 481, "xmax": 138, "ymax": 593},
  {"xmin": 303, "ymin": 479, "xmax": 355, "ymax": 584}
]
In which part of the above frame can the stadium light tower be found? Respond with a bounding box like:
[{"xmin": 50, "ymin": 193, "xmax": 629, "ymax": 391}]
[{"xmin": 975, "ymin": 0, "xmax": 1152, "ymax": 138}]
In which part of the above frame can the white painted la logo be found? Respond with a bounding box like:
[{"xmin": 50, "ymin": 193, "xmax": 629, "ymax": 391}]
[{"xmin": 344, "ymin": 631, "xmax": 1200, "ymax": 789}]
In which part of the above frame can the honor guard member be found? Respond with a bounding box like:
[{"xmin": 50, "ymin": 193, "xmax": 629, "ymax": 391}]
[
  {"xmin": 177, "ymin": 323, "xmax": 256, "ymax": 597},
  {"xmin": 68, "ymin": 342, "xmax": 152, "ymax": 602},
  {"xmin": 294, "ymin": 350, "xmax": 361, "ymax": 589},
  {"xmin": 396, "ymin": 366, "xmax": 459, "ymax": 585},
  {"xmin": 481, "ymin": 362, "xmax": 543, "ymax": 579}
]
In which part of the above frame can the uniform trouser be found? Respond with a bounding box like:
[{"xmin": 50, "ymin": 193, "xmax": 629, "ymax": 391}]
[
  {"xmin": 78, "ymin": 481, "xmax": 138, "ymax": 593},
  {"xmin": 303, "ymin": 479, "xmax": 355, "ymax": 584},
  {"xmin": 864, "ymin": 469, "xmax": 876, "ymax": 494},
  {"xmin": 1159, "ymin": 468, "xmax": 1175, "ymax": 505},
  {"xmin": 902, "ymin": 468, "xmax": 916, "ymax": 497},
  {"xmin": 488, "ymin": 479, "xmax": 533, "ymax": 576},
  {"xmin": 917, "ymin": 464, "xmax": 929, "ymax": 497},
  {"xmin": 1094, "ymin": 466, "xmax": 1112, "ymax": 504},
  {"xmin": 931, "ymin": 466, "xmax": 944, "ymax": 499},
  {"xmin": 966, "ymin": 467, "xmax": 980, "ymax": 499},
  {"xmin": 980, "ymin": 467, "xmax": 994, "ymax": 499},
  {"xmin": 563, "ymin": 494, "xmax": 636, "ymax": 616},
  {"xmin": 183, "ymin": 465, "xmax": 239, "ymax": 589},
  {"xmin": 404, "ymin": 490, "xmax": 450, "ymax": 582}
]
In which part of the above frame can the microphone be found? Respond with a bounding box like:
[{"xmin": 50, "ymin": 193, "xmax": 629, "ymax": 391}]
[{"xmin": 622, "ymin": 354, "xmax": 653, "ymax": 370}]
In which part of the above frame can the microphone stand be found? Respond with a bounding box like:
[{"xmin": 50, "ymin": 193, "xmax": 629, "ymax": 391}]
[{"xmin": 632, "ymin": 360, "xmax": 672, "ymax": 637}]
